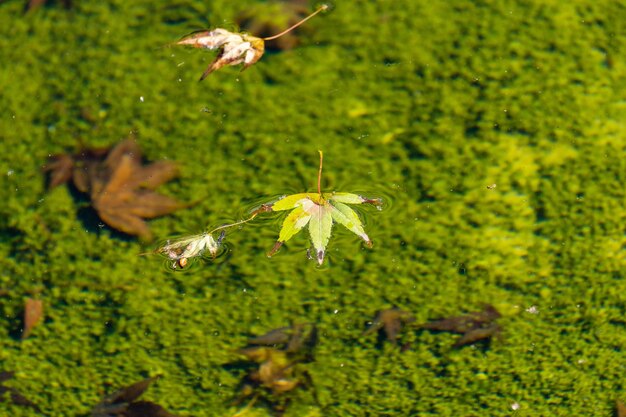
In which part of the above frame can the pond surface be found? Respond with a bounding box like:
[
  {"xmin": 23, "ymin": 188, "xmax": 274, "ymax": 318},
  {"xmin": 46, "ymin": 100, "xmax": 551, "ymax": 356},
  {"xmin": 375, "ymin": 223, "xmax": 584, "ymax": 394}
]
[{"xmin": 0, "ymin": 1, "xmax": 625, "ymax": 416}]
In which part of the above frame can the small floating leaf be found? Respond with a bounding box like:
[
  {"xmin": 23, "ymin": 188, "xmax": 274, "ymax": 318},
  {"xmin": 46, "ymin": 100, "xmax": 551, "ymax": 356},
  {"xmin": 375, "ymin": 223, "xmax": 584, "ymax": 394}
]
[{"xmin": 176, "ymin": 5, "xmax": 328, "ymax": 80}]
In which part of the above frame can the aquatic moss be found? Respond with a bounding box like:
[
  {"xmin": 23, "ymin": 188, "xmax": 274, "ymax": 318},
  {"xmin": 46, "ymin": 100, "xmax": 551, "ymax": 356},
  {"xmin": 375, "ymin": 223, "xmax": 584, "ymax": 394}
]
[{"xmin": 0, "ymin": 0, "xmax": 625, "ymax": 416}]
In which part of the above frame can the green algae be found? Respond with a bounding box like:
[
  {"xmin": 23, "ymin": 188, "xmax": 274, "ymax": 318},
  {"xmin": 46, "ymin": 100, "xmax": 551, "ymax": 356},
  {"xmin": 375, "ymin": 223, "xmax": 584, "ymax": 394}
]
[{"xmin": 0, "ymin": 0, "xmax": 625, "ymax": 416}]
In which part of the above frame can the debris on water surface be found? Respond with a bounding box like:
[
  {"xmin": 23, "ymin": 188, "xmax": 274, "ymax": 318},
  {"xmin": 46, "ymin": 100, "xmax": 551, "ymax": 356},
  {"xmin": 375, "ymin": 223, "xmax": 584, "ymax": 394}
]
[
  {"xmin": 421, "ymin": 304, "xmax": 502, "ymax": 348},
  {"xmin": 176, "ymin": 4, "xmax": 328, "ymax": 80},
  {"xmin": 91, "ymin": 376, "xmax": 180, "ymax": 417},
  {"xmin": 363, "ymin": 307, "xmax": 415, "ymax": 345},
  {"xmin": 231, "ymin": 323, "xmax": 318, "ymax": 414}
]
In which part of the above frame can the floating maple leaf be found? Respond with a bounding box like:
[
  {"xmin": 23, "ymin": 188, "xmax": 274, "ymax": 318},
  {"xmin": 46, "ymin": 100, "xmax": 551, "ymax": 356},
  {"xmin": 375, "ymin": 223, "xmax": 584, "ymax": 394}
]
[
  {"xmin": 256, "ymin": 151, "xmax": 382, "ymax": 265},
  {"xmin": 176, "ymin": 4, "xmax": 328, "ymax": 80}
]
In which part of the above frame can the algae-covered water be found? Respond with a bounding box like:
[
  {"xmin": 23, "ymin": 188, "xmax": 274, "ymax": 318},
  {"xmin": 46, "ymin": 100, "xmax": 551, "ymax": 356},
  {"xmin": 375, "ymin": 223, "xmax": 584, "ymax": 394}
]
[{"xmin": 1, "ymin": 1, "xmax": 625, "ymax": 416}]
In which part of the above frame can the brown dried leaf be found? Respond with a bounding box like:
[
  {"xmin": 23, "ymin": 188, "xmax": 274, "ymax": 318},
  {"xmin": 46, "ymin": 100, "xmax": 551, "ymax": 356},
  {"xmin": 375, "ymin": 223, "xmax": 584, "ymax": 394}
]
[
  {"xmin": 92, "ymin": 377, "xmax": 179, "ymax": 417},
  {"xmin": 106, "ymin": 377, "xmax": 157, "ymax": 404},
  {"xmin": 364, "ymin": 308, "xmax": 415, "ymax": 344},
  {"xmin": 422, "ymin": 305, "xmax": 502, "ymax": 348},
  {"xmin": 126, "ymin": 192, "xmax": 185, "ymax": 219},
  {"xmin": 22, "ymin": 298, "xmax": 43, "ymax": 339},
  {"xmin": 43, "ymin": 154, "xmax": 74, "ymax": 189},
  {"xmin": 248, "ymin": 326, "xmax": 292, "ymax": 346},
  {"xmin": 452, "ymin": 324, "xmax": 501, "ymax": 348},
  {"xmin": 104, "ymin": 138, "xmax": 142, "ymax": 171},
  {"xmin": 129, "ymin": 161, "xmax": 179, "ymax": 190},
  {"xmin": 95, "ymin": 209, "xmax": 153, "ymax": 241},
  {"xmin": 422, "ymin": 305, "xmax": 500, "ymax": 334},
  {"xmin": 45, "ymin": 138, "xmax": 187, "ymax": 241},
  {"xmin": 100, "ymin": 154, "xmax": 135, "ymax": 196}
]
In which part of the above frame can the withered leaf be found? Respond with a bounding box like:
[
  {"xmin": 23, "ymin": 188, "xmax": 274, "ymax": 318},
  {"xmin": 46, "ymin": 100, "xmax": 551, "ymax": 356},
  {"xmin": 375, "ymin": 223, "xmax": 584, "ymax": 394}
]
[
  {"xmin": 617, "ymin": 400, "xmax": 626, "ymax": 417},
  {"xmin": 103, "ymin": 377, "xmax": 156, "ymax": 405},
  {"xmin": 177, "ymin": 29, "xmax": 265, "ymax": 80},
  {"xmin": 452, "ymin": 323, "xmax": 501, "ymax": 348},
  {"xmin": 247, "ymin": 326, "xmax": 292, "ymax": 346},
  {"xmin": 241, "ymin": 348, "xmax": 300, "ymax": 396},
  {"xmin": 422, "ymin": 305, "xmax": 501, "ymax": 348},
  {"xmin": 232, "ymin": 322, "xmax": 317, "ymax": 413},
  {"xmin": 92, "ymin": 377, "xmax": 179, "ymax": 417},
  {"xmin": 22, "ymin": 298, "xmax": 43, "ymax": 339},
  {"xmin": 422, "ymin": 305, "xmax": 500, "ymax": 334},
  {"xmin": 364, "ymin": 308, "xmax": 415, "ymax": 344},
  {"xmin": 176, "ymin": 5, "xmax": 327, "ymax": 80},
  {"xmin": 247, "ymin": 323, "xmax": 317, "ymax": 356},
  {"xmin": 43, "ymin": 153, "xmax": 74, "ymax": 189},
  {"xmin": 44, "ymin": 138, "xmax": 185, "ymax": 241}
]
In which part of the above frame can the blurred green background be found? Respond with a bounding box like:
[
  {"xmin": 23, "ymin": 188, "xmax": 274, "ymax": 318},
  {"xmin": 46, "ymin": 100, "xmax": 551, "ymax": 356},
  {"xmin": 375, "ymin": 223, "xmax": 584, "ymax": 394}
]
[{"xmin": 0, "ymin": 0, "xmax": 625, "ymax": 416}]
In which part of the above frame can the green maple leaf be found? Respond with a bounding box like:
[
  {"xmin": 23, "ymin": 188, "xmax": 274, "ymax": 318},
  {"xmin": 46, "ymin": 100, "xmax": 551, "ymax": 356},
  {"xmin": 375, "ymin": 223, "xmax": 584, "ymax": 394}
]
[{"xmin": 260, "ymin": 151, "xmax": 382, "ymax": 265}]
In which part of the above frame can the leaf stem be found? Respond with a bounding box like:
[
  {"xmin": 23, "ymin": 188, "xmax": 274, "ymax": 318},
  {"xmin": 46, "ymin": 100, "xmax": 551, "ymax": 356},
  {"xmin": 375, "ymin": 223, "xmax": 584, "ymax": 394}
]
[
  {"xmin": 209, "ymin": 212, "xmax": 260, "ymax": 234},
  {"xmin": 262, "ymin": 4, "xmax": 328, "ymax": 41},
  {"xmin": 317, "ymin": 150, "xmax": 323, "ymax": 194}
]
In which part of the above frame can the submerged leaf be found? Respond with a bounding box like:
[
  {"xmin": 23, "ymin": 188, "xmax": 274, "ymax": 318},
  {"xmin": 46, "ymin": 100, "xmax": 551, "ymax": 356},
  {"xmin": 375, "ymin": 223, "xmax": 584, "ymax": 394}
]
[
  {"xmin": 92, "ymin": 377, "xmax": 179, "ymax": 417},
  {"xmin": 232, "ymin": 323, "xmax": 317, "ymax": 414},
  {"xmin": 44, "ymin": 138, "xmax": 186, "ymax": 241},
  {"xmin": 22, "ymin": 298, "xmax": 43, "ymax": 339},
  {"xmin": 422, "ymin": 305, "xmax": 501, "ymax": 334},
  {"xmin": 422, "ymin": 305, "xmax": 502, "ymax": 348},
  {"xmin": 364, "ymin": 308, "xmax": 415, "ymax": 344}
]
